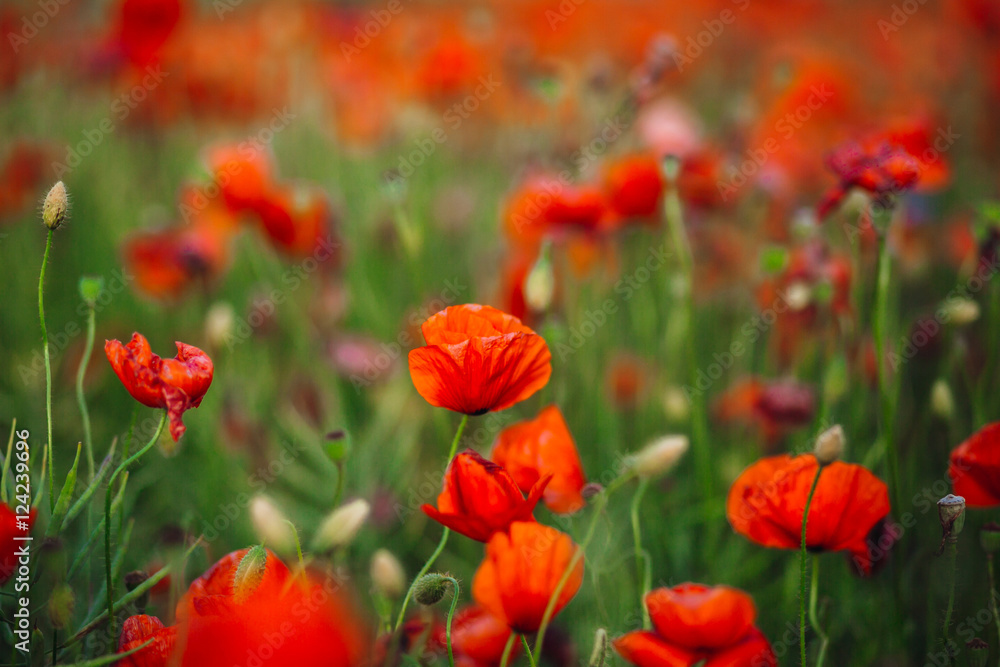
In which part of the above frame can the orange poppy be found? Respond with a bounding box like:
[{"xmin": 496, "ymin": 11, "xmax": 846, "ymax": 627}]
[
  {"xmin": 116, "ymin": 614, "xmax": 177, "ymax": 667},
  {"xmin": 472, "ymin": 521, "xmax": 583, "ymax": 634},
  {"xmin": 253, "ymin": 184, "xmax": 334, "ymax": 257},
  {"xmin": 105, "ymin": 332, "xmax": 214, "ymax": 441},
  {"xmin": 203, "ymin": 142, "xmax": 276, "ymax": 215},
  {"xmin": 602, "ymin": 154, "xmax": 665, "ymax": 222},
  {"xmin": 614, "ymin": 584, "xmax": 776, "ymax": 667},
  {"xmin": 0, "ymin": 503, "xmax": 35, "ymax": 586},
  {"xmin": 492, "ymin": 405, "xmax": 587, "ymax": 514},
  {"xmin": 949, "ymin": 422, "xmax": 1000, "ymax": 507},
  {"xmin": 422, "ymin": 450, "xmax": 549, "ymax": 542},
  {"xmin": 726, "ymin": 454, "xmax": 890, "ymax": 574},
  {"xmin": 408, "ymin": 304, "xmax": 552, "ymax": 415}
]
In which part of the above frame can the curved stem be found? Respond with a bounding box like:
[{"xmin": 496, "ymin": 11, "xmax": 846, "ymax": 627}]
[
  {"xmin": 521, "ymin": 635, "xmax": 537, "ymax": 667},
  {"xmin": 446, "ymin": 414, "xmax": 469, "ymax": 462},
  {"xmin": 630, "ymin": 478, "xmax": 652, "ymax": 629},
  {"xmin": 75, "ymin": 305, "xmax": 97, "ymax": 480},
  {"xmin": 500, "ymin": 633, "xmax": 517, "ymax": 667},
  {"xmin": 38, "ymin": 229, "xmax": 55, "ymax": 512},
  {"xmin": 105, "ymin": 410, "xmax": 166, "ymax": 636},
  {"xmin": 800, "ymin": 464, "xmax": 823, "ymax": 666},
  {"xmin": 809, "ymin": 555, "xmax": 829, "ymax": 667},
  {"xmin": 942, "ymin": 539, "xmax": 958, "ymax": 660},
  {"xmin": 442, "ymin": 576, "xmax": 460, "ymax": 667}
]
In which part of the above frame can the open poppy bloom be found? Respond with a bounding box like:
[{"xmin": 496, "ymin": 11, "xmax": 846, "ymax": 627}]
[
  {"xmin": 253, "ymin": 184, "xmax": 334, "ymax": 257},
  {"xmin": 422, "ymin": 450, "xmax": 549, "ymax": 542},
  {"xmin": 614, "ymin": 584, "xmax": 776, "ymax": 667},
  {"xmin": 0, "ymin": 503, "xmax": 35, "ymax": 586},
  {"xmin": 817, "ymin": 141, "xmax": 922, "ymax": 220},
  {"xmin": 602, "ymin": 153, "xmax": 665, "ymax": 222},
  {"xmin": 116, "ymin": 614, "xmax": 177, "ymax": 667},
  {"xmin": 203, "ymin": 142, "xmax": 275, "ymax": 215},
  {"xmin": 492, "ymin": 405, "xmax": 587, "ymax": 514},
  {"xmin": 726, "ymin": 454, "xmax": 890, "ymax": 575},
  {"xmin": 105, "ymin": 332, "xmax": 214, "ymax": 441},
  {"xmin": 408, "ymin": 304, "xmax": 552, "ymax": 415},
  {"xmin": 433, "ymin": 604, "xmax": 517, "ymax": 667},
  {"xmin": 472, "ymin": 521, "xmax": 583, "ymax": 633},
  {"xmin": 949, "ymin": 422, "xmax": 1000, "ymax": 507}
]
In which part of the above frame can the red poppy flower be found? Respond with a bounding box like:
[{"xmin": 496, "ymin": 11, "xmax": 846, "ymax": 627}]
[
  {"xmin": 173, "ymin": 548, "xmax": 367, "ymax": 666},
  {"xmin": 115, "ymin": 0, "xmax": 183, "ymax": 69},
  {"xmin": 603, "ymin": 154, "xmax": 665, "ymax": 221},
  {"xmin": 726, "ymin": 454, "xmax": 890, "ymax": 574},
  {"xmin": 472, "ymin": 521, "xmax": 583, "ymax": 633},
  {"xmin": 116, "ymin": 614, "xmax": 177, "ymax": 667},
  {"xmin": 492, "ymin": 405, "xmax": 587, "ymax": 514},
  {"xmin": 203, "ymin": 143, "xmax": 275, "ymax": 215},
  {"xmin": 0, "ymin": 503, "xmax": 34, "ymax": 586},
  {"xmin": 435, "ymin": 605, "xmax": 516, "ymax": 667},
  {"xmin": 408, "ymin": 304, "xmax": 552, "ymax": 415},
  {"xmin": 817, "ymin": 141, "xmax": 922, "ymax": 220},
  {"xmin": 613, "ymin": 584, "xmax": 775, "ymax": 667},
  {"xmin": 105, "ymin": 333, "xmax": 214, "ymax": 441},
  {"xmin": 253, "ymin": 184, "xmax": 334, "ymax": 257},
  {"xmin": 949, "ymin": 422, "xmax": 1000, "ymax": 507},
  {"xmin": 422, "ymin": 450, "xmax": 549, "ymax": 542},
  {"xmin": 503, "ymin": 177, "xmax": 607, "ymax": 249}
]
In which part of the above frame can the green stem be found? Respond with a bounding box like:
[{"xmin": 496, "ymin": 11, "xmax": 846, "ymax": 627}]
[
  {"xmin": 38, "ymin": 228, "xmax": 55, "ymax": 513},
  {"xmin": 800, "ymin": 465, "xmax": 823, "ymax": 667},
  {"xmin": 809, "ymin": 555, "xmax": 829, "ymax": 667},
  {"xmin": 444, "ymin": 577, "xmax": 460, "ymax": 667},
  {"xmin": 104, "ymin": 410, "xmax": 166, "ymax": 637},
  {"xmin": 630, "ymin": 478, "xmax": 652, "ymax": 629},
  {"xmin": 521, "ymin": 634, "xmax": 537, "ymax": 667},
  {"xmin": 989, "ymin": 555, "xmax": 1000, "ymax": 667},
  {"xmin": 942, "ymin": 539, "xmax": 958, "ymax": 660},
  {"xmin": 392, "ymin": 414, "xmax": 469, "ymax": 633},
  {"xmin": 873, "ymin": 231, "xmax": 901, "ymax": 516},
  {"xmin": 500, "ymin": 633, "xmax": 517, "ymax": 667},
  {"xmin": 75, "ymin": 304, "xmax": 97, "ymax": 481}
]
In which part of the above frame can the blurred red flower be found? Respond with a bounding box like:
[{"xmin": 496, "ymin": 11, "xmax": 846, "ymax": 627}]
[
  {"xmin": 422, "ymin": 449, "xmax": 549, "ymax": 542},
  {"xmin": 408, "ymin": 304, "xmax": 552, "ymax": 415},
  {"xmin": 949, "ymin": 422, "xmax": 1000, "ymax": 507},
  {"xmin": 726, "ymin": 454, "xmax": 890, "ymax": 574},
  {"xmin": 472, "ymin": 521, "xmax": 583, "ymax": 633},
  {"xmin": 0, "ymin": 503, "xmax": 35, "ymax": 586},
  {"xmin": 817, "ymin": 141, "xmax": 922, "ymax": 220},
  {"xmin": 613, "ymin": 583, "xmax": 776, "ymax": 667},
  {"xmin": 492, "ymin": 405, "xmax": 587, "ymax": 514},
  {"xmin": 105, "ymin": 332, "xmax": 214, "ymax": 441},
  {"xmin": 203, "ymin": 143, "xmax": 275, "ymax": 214},
  {"xmin": 434, "ymin": 604, "xmax": 517, "ymax": 667},
  {"xmin": 116, "ymin": 614, "xmax": 177, "ymax": 667},
  {"xmin": 602, "ymin": 153, "xmax": 665, "ymax": 222}
]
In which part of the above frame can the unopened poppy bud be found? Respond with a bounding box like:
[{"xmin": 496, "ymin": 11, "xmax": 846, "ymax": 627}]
[
  {"xmin": 813, "ymin": 425, "xmax": 844, "ymax": 466},
  {"xmin": 42, "ymin": 181, "xmax": 69, "ymax": 230},
  {"xmin": 944, "ymin": 298, "xmax": 980, "ymax": 326},
  {"xmin": 125, "ymin": 570, "xmax": 150, "ymax": 611},
  {"xmin": 662, "ymin": 386, "xmax": 690, "ymax": 422},
  {"xmin": 967, "ymin": 638, "xmax": 989, "ymax": 667},
  {"xmin": 629, "ymin": 435, "xmax": 688, "ymax": 478},
  {"xmin": 250, "ymin": 496, "xmax": 295, "ymax": 554},
  {"xmin": 588, "ymin": 628, "xmax": 609, "ymax": 667},
  {"xmin": 78, "ymin": 276, "xmax": 104, "ymax": 308},
  {"xmin": 312, "ymin": 498, "xmax": 370, "ymax": 552},
  {"xmin": 370, "ymin": 549, "xmax": 406, "ymax": 599},
  {"xmin": 413, "ymin": 573, "xmax": 452, "ymax": 605},
  {"xmin": 981, "ymin": 523, "xmax": 1000, "ymax": 554},
  {"xmin": 524, "ymin": 242, "xmax": 555, "ymax": 312},
  {"xmin": 938, "ymin": 494, "xmax": 966, "ymax": 539},
  {"xmin": 232, "ymin": 545, "xmax": 269, "ymax": 603},
  {"xmin": 47, "ymin": 584, "xmax": 74, "ymax": 630},
  {"xmin": 931, "ymin": 379, "xmax": 954, "ymax": 420},
  {"xmin": 204, "ymin": 302, "xmax": 236, "ymax": 350}
]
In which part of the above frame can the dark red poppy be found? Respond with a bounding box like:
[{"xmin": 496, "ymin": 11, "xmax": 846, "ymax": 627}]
[
  {"xmin": 726, "ymin": 454, "xmax": 890, "ymax": 574},
  {"xmin": 422, "ymin": 450, "xmax": 549, "ymax": 542},
  {"xmin": 408, "ymin": 304, "xmax": 552, "ymax": 415},
  {"xmin": 614, "ymin": 584, "xmax": 775, "ymax": 667},
  {"xmin": 115, "ymin": 0, "xmax": 183, "ymax": 68},
  {"xmin": 817, "ymin": 141, "xmax": 922, "ymax": 219},
  {"xmin": 105, "ymin": 333, "xmax": 214, "ymax": 441},
  {"xmin": 492, "ymin": 405, "xmax": 587, "ymax": 514},
  {"xmin": 0, "ymin": 503, "xmax": 34, "ymax": 586},
  {"xmin": 116, "ymin": 614, "xmax": 177, "ymax": 667},
  {"xmin": 949, "ymin": 422, "xmax": 1000, "ymax": 507},
  {"xmin": 472, "ymin": 521, "xmax": 583, "ymax": 633}
]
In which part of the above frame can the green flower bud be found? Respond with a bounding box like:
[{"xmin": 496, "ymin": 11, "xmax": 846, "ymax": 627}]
[
  {"xmin": 233, "ymin": 545, "xmax": 269, "ymax": 603},
  {"xmin": 413, "ymin": 573, "xmax": 452, "ymax": 606}
]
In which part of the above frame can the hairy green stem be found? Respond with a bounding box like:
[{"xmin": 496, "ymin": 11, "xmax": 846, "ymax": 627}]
[
  {"xmin": 800, "ymin": 465, "xmax": 823, "ymax": 666},
  {"xmin": 75, "ymin": 304, "xmax": 97, "ymax": 480},
  {"xmin": 38, "ymin": 228, "xmax": 55, "ymax": 512},
  {"xmin": 444, "ymin": 577, "xmax": 460, "ymax": 667},
  {"xmin": 521, "ymin": 634, "xmax": 537, "ymax": 667}
]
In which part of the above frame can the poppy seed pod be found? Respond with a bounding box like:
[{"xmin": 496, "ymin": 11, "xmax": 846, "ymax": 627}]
[
  {"xmin": 967, "ymin": 638, "xmax": 989, "ymax": 667},
  {"xmin": 414, "ymin": 573, "xmax": 452, "ymax": 606},
  {"xmin": 938, "ymin": 494, "xmax": 966, "ymax": 540},
  {"xmin": 814, "ymin": 425, "xmax": 845, "ymax": 465},
  {"xmin": 42, "ymin": 181, "xmax": 68, "ymax": 230},
  {"xmin": 981, "ymin": 523, "xmax": 1000, "ymax": 554}
]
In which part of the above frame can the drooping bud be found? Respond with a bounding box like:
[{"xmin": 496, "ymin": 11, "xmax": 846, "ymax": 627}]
[
  {"xmin": 588, "ymin": 628, "xmax": 609, "ymax": 667},
  {"xmin": 967, "ymin": 638, "xmax": 989, "ymax": 667},
  {"xmin": 413, "ymin": 573, "xmax": 452, "ymax": 606},
  {"xmin": 813, "ymin": 425, "xmax": 844, "ymax": 466},
  {"xmin": 312, "ymin": 498, "xmax": 370, "ymax": 552},
  {"xmin": 232, "ymin": 545, "xmax": 269, "ymax": 603},
  {"xmin": 249, "ymin": 496, "xmax": 295, "ymax": 554},
  {"xmin": 931, "ymin": 379, "xmax": 954, "ymax": 420},
  {"xmin": 981, "ymin": 522, "xmax": 1000, "ymax": 554},
  {"xmin": 524, "ymin": 242, "xmax": 555, "ymax": 313},
  {"xmin": 42, "ymin": 181, "xmax": 69, "ymax": 231},
  {"xmin": 629, "ymin": 435, "xmax": 688, "ymax": 478},
  {"xmin": 938, "ymin": 494, "xmax": 966, "ymax": 542},
  {"xmin": 370, "ymin": 549, "xmax": 406, "ymax": 599}
]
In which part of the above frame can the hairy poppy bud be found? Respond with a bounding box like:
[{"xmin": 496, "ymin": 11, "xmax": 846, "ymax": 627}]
[
  {"xmin": 370, "ymin": 549, "xmax": 406, "ymax": 599},
  {"xmin": 524, "ymin": 242, "xmax": 555, "ymax": 312},
  {"xmin": 938, "ymin": 494, "xmax": 966, "ymax": 540},
  {"xmin": 967, "ymin": 638, "xmax": 989, "ymax": 667},
  {"xmin": 313, "ymin": 498, "xmax": 370, "ymax": 552},
  {"xmin": 413, "ymin": 573, "xmax": 452, "ymax": 606},
  {"xmin": 814, "ymin": 425, "xmax": 844, "ymax": 466},
  {"xmin": 629, "ymin": 435, "xmax": 688, "ymax": 478},
  {"xmin": 981, "ymin": 523, "xmax": 1000, "ymax": 554},
  {"xmin": 588, "ymin": 628, "xmax": 609, "ymax": 667},
  {"xmin": 250, "ymin": 496, "xmax": 295, "ymax": 554},
  {"xmin": 42, "ymin": 181, "xmax": 68, "ymax": 231},
  {"xmin": 931, "ymin": 379, "xmax": 954, "ymax": 420},
  {"xmin": 232, "ymin": 545, "xmax": 269, "ymax": 603},
  {"xmin": 78, "ymin": 276, "xmax": 104, "ymax": 308}
]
